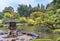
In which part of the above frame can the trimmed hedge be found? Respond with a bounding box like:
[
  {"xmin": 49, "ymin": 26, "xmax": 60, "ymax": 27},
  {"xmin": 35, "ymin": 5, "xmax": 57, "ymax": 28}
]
[{"xmin": 32, "ymin": 39, "xmax": 52, "ymax": 41}]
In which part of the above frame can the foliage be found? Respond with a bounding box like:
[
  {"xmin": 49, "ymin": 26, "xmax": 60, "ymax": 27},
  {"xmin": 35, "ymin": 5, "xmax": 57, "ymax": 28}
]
[
  {"xmin": 46, "ymin": 0, "xmax": 60, "ymax": 12},
  {"xmin": 30, "ymin": 12, "xmax": 45, "ymax": 26},
  {"xmin": 27, "ymin": 18, "xmax": 35, "ymax": 26},
  {"xmin": 53, "ymin": 29, "xmax": 60, "ymax": 33},
  {"xmin": 0, "ymin": 12, "xmax": 3, "ymax": 19},
  {"xmin": 19, "ymin": 17, "xmax": 27, "ymax": 23},
  {"xmin": 32, "ymin": 7, "xmax": 40, "ymax": 12},
  {"xmin": 41, "ymin": 4, "xmax": 45, "ymax": 12},
  {"xmin": 3, "ymin": 12, "xmax": 13, "ymax": 19},
  {"xmin": 3, "ymin": 6, "xmax": 14, "ymax": 13},
  {"xmin": 56, "ymin": 9, "xmax": 60, "ymax": 14},
  {"xmin": 30, "ymin": 12, "xmax": 44, "ymax": 19},
  {"xmin": 2, "ymin": 3, "xmax": 60, "ymax": 29},
  {"xmin": 0, "ymin": 19, "xmax": 3, "ymax": 24},
  {"xmin": 46, "ymin": 4, "xmax": 54, "ymax": 12},
  {"xmin": 56, "ymin": 37, "xmax": 60, "ymax": 41},
  {"xmin": 17, "ymin": 5, "xmax": 30, "ymax": 17},
  {"xmin": 46, "ymin": 10, "xmax": 54, "ymax": 15},
  {"xmin": 44, "ymin": 11, "xmax": 60, "ymax": 29},
  {"xmin": 3, "ymin": 12, "xmax": 20, "ymax": 20},
  {"xmin": 17, "ymin": 4, "xmax": 45, "ymax": 17},
  {"xmin": 34, "ymin": 17, "xmax": 44, "ymax": 25},
  {"xmin": 53, "ymin": 0, "xmax": 60, "ymax": 9}
]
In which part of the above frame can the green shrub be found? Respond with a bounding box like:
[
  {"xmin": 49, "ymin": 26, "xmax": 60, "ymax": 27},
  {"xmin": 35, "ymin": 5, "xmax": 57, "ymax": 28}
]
[
  {"xmin": 0, "ymin": 20, "xmax": 3, "ymax": 23},
  {"xmin": 53, "ymin": 29, "xmax": 60, "ymax": 33},
  {"xmin": 56, "ymin": 37, "xmax": 60, "ymax": 41},
  {"xmin": 57, "ymin": 40, "xmax": 60, "ymax": 41},
  {"xmin": 32, "ymin": 39, "xmax": 52, "ymax": 41},
  {"xmin": 56, "ymin": 9, "xmax": 60, "ymax": 14},
  {"xmin": 19, "ymin": 17, "xmax": 27, "ymax": 23},
  {"xmin": 3, "ymin": 12, "xmax": 14, "ymax": 19},
  {"xmin": 27, "ymin": 19, "xmax": 35, "ymax": 26}
]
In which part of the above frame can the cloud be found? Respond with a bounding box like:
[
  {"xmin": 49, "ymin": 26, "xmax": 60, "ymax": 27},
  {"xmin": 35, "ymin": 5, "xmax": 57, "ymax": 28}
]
[
  {"xmin": 0, "ymin": 0, "xmax": 53, "ymax": 12},
  {"xmin": 10, "ymin": 0, "xmax": 36, "ymax": 7},
  {"xmin": 0, "ymin": 0, "xmax": 12, "ymax": 11},
  {"xmin": 0, "ymin": 0, "xmax": 36, "ymax": 12}
]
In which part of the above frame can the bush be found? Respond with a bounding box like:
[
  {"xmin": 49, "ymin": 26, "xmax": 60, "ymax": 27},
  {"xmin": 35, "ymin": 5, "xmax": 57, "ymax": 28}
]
[
  {"xmin": 56, "ymin": 37, "xmax": 60, "ymax": 41},
  {"xmin": 32, "ymin": 39, "xmax": 52, "ymax": 41},
  {"xmin": 19, "ymin": 17, "xmax": 27, "ymax": 23},
  {"xmin": 27, "ymin": 19, "xmax": 35, "ymax": 26},
  {"xmin": 30, "ymin": 12, "xmax": 44, "ymax": 19},
  {"xmin": 34, "ymin": 17, "xmax": 43, "ymax": 25},
  {"xmin": 56, "ymin": 9, "xmax": 60, "ymax": 14},
  {"xmin": 53, "ymin": 29, "xmax": 60, "ymax": 33},
  {"xmin": 3, "ymin": 12, "xmax": 13, "ymax": 19},
  {"xmin": 0, "ymin": 19, "xmax": 3, "ymax": 24},
  {"xmin": 0, "ymin": 19, "xmax": 3, "ymax": 27},
  {"xmin": 57, "ymin": 40, "xmax": 60, "ymax": 41}
]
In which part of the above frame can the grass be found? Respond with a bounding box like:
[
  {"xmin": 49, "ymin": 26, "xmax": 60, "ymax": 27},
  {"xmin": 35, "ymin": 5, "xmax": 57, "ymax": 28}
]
[{"xmin": 32, "ymin": 39, "xmax": 53, "ymax": 41}]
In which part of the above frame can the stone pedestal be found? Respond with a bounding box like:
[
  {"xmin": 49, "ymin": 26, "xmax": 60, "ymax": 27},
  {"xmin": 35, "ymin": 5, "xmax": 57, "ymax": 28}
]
[
  {"xmin": 8, "ymin": 31, "xmax": 17, "ymax": 37},
  {"xmin": 8, "ymin": 27, "xmax": 17, "ymax": 37}
]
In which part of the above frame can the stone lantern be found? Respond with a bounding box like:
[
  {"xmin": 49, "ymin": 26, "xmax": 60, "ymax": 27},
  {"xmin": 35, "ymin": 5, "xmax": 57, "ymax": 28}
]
[{"xmin": 4, "ymin": 20, "xmax": 19, "ymax": 37}]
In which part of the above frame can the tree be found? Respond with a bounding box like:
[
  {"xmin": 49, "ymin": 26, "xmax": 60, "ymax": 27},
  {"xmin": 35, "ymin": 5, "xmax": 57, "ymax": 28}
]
[
  {"xmin": 32, "ymin": 4, "xmax": 40, "ymax": 12},
  {"xmin": 46, "ymin": 3, "xmax": 54, "ymax": 12},
  {"xmin": 41, "ymin": 4, "xmax": 45, "ymax": 12},
  {"xmin": 45, "ymin": 11, "xmax": 60, "ymax": 29},
  {"xmin": 30, "ymin": 12, "xmax": 45, "ymax": 26},
  {"xmin": 29, "ymin": 4, "xmax": 32, "ymax": 8},
  {"xmin": 46, "ymin": 4, "xmax": 50, "ymax": 9},
  {"xmin": 3, "ymin": 6, "xmax": 14, "ymax": 13},
  {"xmin": 28, "ymin": 4, "xmax": 32, "ymax": 16},
  {"xmin": 37, "ymin": 3, "xmax": 40, "ymax": 8},
  {"xmin": 50, "ymin": 0, "xmax": 60, "ymax": 10},
  {"xmin": 0, "ymin": 12, "xmax": 3, "ymax": 19},
  {"xmin": 17, "ymin": 5, "xmax": 30, "ymax": 17},
  {"xmin": 46, "ymin": 1, "xmax": 58, "ymax": 13}
]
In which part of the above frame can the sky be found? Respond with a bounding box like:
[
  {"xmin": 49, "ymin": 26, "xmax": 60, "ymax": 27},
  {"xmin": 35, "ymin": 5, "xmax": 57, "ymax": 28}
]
[{"xmin": 0, "ymin": 0, "xmax": 53, "ymax": 12}]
